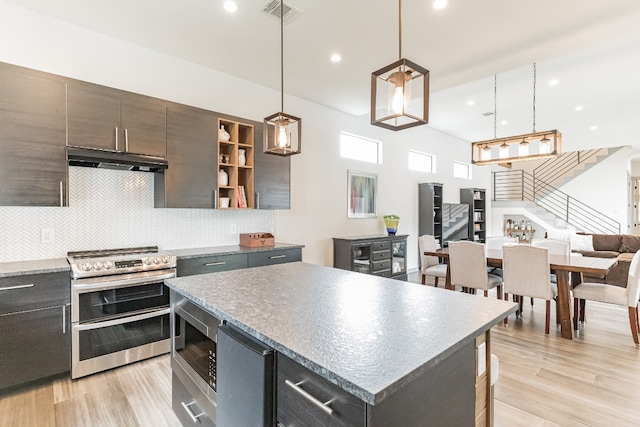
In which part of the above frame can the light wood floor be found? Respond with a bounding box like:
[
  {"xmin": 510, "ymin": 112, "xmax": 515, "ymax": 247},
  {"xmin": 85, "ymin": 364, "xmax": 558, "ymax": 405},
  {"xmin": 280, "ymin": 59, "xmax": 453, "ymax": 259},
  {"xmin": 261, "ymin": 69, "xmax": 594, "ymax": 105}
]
[{"xmin": 2, "ymin": 273, "xmax": 640, "ymax": 426}]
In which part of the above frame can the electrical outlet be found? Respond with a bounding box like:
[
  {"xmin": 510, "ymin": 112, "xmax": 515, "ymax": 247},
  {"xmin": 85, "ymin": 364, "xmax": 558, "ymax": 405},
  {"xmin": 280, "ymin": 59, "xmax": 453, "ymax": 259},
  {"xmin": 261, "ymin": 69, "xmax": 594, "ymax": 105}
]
[
  {"xmin": 41, "ymin": 228, "xmax": 55, "ymax": 244},
  {"xmin": 230, "ymin": 223, "xmax": 238, "ymax": 234}
]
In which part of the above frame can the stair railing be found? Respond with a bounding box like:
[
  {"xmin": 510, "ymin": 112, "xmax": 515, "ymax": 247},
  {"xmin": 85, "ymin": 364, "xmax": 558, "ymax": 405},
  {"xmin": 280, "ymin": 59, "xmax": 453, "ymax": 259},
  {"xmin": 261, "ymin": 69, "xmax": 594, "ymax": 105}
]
[
  {"xmin": 533, "ymin": 149, "xmax": 603, "ymax": 186},
  {"xmin": 493, "ymin": 170, "xmax": 620, "ymax": 234}
]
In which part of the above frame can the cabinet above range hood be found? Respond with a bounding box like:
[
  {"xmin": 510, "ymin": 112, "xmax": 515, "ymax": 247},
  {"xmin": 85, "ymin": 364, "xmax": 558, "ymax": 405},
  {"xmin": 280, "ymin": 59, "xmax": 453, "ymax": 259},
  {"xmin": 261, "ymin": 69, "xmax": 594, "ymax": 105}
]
[{"xmin": 67, "ymin": 146, "xmax": 168, "ymax": 172}]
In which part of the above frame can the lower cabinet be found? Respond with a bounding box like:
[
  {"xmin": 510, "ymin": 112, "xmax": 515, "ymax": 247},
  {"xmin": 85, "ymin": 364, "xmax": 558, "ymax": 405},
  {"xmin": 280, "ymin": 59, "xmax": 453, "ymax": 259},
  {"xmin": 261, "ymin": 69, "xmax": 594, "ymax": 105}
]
[
  {"xmin": 0, "ymin": 304, "xmax": 70, "ymax": 389},
  {"xmin": 177, "ymin": 253, "xmax": 249, "ymax": 277},
  {"xmin": 171, "ymin": 372, "xmax": 216, "ymax": 427},
  {"xmin": 333, "ymin": 235, "xmax": 408, "ymax": 280},
  {"xmin": 277, "ymin": 354, "xmax": 365, "ymax": 427},
  {"xmin": 248, "ymin": 248, "xmax": 302, "ymax": 267},
  {"xmin": 177, "ymin": 247, "xmax": 303, "ymax": 277}
]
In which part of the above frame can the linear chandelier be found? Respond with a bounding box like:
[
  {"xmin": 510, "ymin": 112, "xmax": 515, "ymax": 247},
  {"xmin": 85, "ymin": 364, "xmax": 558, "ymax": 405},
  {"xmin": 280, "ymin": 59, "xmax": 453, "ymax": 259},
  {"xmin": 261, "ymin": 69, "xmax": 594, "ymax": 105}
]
[
  {"xmin": 263, "ymin": 0, "xmax": 301, "ymax": 156},
  {"xmin": 471, "ymin": 64, "xmax": 561, "ymax": 167},
  {"xmin": 371, "ymin": 0, "xmax": 429, "ymax": 131}
]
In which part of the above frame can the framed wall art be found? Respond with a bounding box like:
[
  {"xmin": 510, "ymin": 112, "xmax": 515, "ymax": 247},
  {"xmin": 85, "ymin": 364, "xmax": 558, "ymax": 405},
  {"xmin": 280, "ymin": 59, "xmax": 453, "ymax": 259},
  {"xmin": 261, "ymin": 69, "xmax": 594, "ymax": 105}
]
[{"xmin": 347, "ymin": 170, "xmax": 377, "ymax": 218}]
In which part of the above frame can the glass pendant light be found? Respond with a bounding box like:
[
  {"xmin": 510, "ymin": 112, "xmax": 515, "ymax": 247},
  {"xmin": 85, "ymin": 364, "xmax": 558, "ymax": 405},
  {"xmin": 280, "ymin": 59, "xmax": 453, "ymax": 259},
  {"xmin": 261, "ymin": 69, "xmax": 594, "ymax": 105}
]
[
  {"xmin": 263, "ymin": 0, "xmax": 301, "ymax": 156},
  {"xmin": 499, "ymin": 142, "xmax": 509, "ymax": 159},
  {"xmin": 481, "ymin": 144, "xmax": 492, "ymax": 161},
  {"xmin": 371, "ymin": 0, "xmax": 429, "ymax": 131},
  {"xmin": 519, "ymin": 138, "xmax": 529, "ymax": 156}
]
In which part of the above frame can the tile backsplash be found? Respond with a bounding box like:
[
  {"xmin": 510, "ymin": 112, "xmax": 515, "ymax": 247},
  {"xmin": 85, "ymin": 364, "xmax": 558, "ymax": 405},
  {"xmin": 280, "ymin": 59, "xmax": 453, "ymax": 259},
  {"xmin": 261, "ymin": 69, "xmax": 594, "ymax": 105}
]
[{"xmin": 0, "ymin": 167, "xmax": 276, "ymax": 262}]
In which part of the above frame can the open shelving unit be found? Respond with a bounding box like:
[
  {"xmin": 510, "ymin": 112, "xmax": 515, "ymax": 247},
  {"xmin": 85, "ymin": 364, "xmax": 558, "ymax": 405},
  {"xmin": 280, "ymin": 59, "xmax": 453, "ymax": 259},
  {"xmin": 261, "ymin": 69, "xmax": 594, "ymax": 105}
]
[
  {"xmin": 218, "ymin": 118, "xmax": 254, "ymax": 209},
  {"xmin": 460, "ymin": 188, "xmax": 486, "ymax": 243},
  {"xmin": 418, "ymin": 183, "xmax": 444, "ymax": 248}
]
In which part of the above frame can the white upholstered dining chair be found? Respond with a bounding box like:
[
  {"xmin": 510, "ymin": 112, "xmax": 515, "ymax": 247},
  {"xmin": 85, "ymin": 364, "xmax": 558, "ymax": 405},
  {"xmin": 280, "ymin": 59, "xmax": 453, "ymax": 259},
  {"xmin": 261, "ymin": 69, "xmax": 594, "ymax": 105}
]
[
  {"xmin": 484, "ymin": 236, "xmax": 517, "ymax": 277},
  {"xmin": 418, "ymin": 234, "xmax": 447, "ymax": 287},
  {"xmin": 502, "ymin": 244, "xmax": 557, "ymax": 334},
  {"xmin": 572, "ymin": 250, "xmax": 640, "ymax": 347},
  {"xmin": 448, "ymin": 241, "xmax": 502, "ymax": 299}
]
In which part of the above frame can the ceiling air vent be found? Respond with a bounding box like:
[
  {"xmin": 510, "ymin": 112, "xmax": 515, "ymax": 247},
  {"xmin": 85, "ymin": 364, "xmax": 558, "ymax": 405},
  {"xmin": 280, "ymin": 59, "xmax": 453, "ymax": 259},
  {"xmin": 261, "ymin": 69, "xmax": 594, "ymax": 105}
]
[{"xmin": 260, "ymin": 0, "xmax": 302, "ymax": 24}]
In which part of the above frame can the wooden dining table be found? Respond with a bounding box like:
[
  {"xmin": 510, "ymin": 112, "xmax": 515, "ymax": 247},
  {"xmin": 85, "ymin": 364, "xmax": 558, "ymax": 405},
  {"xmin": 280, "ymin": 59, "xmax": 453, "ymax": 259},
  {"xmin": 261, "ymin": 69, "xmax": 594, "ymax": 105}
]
[{"xmin": 424, "ymin": 247, "xmax": 618, "ymax": 339}]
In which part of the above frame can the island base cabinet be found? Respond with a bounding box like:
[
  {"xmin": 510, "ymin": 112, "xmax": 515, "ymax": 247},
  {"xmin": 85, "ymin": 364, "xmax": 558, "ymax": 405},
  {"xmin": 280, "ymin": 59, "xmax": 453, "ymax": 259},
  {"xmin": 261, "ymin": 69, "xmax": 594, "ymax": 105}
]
[{"xmin": 0, "ymin": 305, "xmax": 70, "ymax": 390}]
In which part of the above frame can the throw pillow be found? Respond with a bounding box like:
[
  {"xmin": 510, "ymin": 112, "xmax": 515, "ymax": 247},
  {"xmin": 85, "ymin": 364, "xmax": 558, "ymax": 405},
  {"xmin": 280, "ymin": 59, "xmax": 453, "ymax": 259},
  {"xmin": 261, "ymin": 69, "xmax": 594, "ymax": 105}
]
[
  {"xmin": 621, "ymin": 235, "xmax": 640, "ymax": 253},
  {"xmin": 546, "ymin": 229, "xmax": 575, "ymax": 242},
  {"xmin": 571, "ymin": 234, "xmax": 594, "ymax": 252}
]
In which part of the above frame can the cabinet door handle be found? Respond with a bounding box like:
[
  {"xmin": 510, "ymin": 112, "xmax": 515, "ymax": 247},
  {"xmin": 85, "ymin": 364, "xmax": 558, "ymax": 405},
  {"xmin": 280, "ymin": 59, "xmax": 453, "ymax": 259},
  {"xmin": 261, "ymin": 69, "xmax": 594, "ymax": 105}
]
[
  {"xmin": 204, "ymin": 261, "xmax": 226, "ymax": 267},
  {"xmin": 269, "ymin": 255, "xmax": 286, "ymax": 260},
  {"xmin": 62, "ymin": 305, "xmax": 66, "ymax": 334},
  {"xmin": 0, "ymin": 283, "xmax": 35, "ymax": 291},
  {"xmin": 180, "ymin": 401, "xmax": 205, "ymax": 423},
  {"xmin": 285, "ymin": 379, "xmax": 334, "ymax": 415},
  {"xmin": 125, "ymin": 128, "xmax": 129, "ymax": 152},
  {"xmin": 115, "ymin": 126, "xmax": 119, "ymax": 151},
  {"xmin": 214, "ymin": 189, "xmax": 218, "ymax": 209},
  {"xmin": 255, "ymin": 192, "xmax": 260, "ymax": 209},
  {"xmin": 60, "ymin": 181, "xmax": 64, "ymax": 207}
]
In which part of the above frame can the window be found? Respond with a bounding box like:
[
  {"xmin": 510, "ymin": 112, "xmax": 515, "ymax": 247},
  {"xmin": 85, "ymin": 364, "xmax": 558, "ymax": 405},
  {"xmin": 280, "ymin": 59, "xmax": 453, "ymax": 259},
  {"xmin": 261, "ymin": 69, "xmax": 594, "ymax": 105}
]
[
  {"xmin": 408, "ymin": 150, "xmax": 435, "ymax": 173},
  {"xmin": 340, "ymin": 132, "xmax": 381, "ymax": 164},
  {"xmin": 453, "ymin": 161, "xmax": 472, "ymax": 180}
]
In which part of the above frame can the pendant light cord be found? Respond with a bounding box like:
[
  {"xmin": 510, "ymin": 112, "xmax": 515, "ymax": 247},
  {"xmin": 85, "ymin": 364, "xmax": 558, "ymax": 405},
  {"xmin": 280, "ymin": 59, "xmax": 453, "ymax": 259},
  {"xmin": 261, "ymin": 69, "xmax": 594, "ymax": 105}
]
[
  {"xmin": 398, "ymin": 0, "xmax": 402, "ymax": 59},
  {"xmin": 493, "ymin": 74, "xmax": 497, "ymax": 139},
  {"xmin": 280, "ymin": 0, "xmax": 284, "ymax": 113},
  {"xmin": 532, "ymin": 62, "xmax": 536, "ymax": 133}
]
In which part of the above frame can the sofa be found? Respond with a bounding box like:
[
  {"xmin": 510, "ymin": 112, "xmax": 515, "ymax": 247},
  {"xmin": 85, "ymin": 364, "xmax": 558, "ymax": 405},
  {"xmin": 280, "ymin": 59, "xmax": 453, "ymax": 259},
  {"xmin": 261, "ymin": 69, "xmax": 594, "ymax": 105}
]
[{"xmin": 568, "ymin": 233, "xmax": 640, "ymax": 288}]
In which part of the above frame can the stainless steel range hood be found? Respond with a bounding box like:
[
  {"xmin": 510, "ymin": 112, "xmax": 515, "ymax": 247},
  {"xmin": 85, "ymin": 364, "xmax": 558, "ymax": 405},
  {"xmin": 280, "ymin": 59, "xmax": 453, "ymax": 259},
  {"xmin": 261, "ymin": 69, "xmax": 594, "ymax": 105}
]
[{"xmin": 67, "ymin": 146, "xmax": 168, "ymax": 172}]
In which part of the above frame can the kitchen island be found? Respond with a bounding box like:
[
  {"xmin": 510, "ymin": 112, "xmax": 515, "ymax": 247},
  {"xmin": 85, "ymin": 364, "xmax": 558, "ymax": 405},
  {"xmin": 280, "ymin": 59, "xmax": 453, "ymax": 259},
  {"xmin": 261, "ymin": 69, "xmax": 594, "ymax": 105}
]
[{"xmin": 165, "ymin": 262, "xmax": 516, "ymax": 426}]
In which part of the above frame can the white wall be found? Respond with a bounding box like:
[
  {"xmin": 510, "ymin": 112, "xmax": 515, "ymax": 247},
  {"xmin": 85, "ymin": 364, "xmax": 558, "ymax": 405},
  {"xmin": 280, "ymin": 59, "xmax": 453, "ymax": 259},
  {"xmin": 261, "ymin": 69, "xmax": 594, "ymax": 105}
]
[
  {"xmin": 559, "ymin": 147, "xmax": 633, "ymax": 234},
  {"xmin": 0, "ymin": 1, "xmax": 491, "ymax": 268}
]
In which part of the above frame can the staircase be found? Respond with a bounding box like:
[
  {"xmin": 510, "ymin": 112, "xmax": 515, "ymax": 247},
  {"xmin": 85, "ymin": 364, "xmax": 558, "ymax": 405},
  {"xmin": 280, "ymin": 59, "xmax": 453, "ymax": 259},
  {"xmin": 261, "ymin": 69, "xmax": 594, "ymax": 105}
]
[{"xmin": 493, "ymin": 170, "xmax": 620, "ymax": 234}]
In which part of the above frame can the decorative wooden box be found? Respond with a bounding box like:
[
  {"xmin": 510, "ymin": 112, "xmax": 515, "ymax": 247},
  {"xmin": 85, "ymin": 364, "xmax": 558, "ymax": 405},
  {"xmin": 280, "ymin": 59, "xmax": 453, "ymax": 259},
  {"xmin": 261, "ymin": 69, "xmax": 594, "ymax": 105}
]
[{"xmin": 240, "ymin": 233, "xmax": 275, "ymax": 247}]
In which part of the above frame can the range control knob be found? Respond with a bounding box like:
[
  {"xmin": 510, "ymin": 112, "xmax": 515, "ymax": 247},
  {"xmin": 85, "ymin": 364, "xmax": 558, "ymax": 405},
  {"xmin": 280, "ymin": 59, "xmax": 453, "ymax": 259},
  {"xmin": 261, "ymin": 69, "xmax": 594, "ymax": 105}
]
[
  {"xmin": 103, "ymin": 261, "xmax": 113, "ymax": 270},
  {"xmin": 161, "ymin": 256, "xmax": 170, "ymax": 264},
  {"xmin": 81, "ymin": 263, "xmax": 92, "ymax": 271},
  {"xmin": 93, "ymin": 262, "xmax": 103, "ymax": 270},
  {"xmin": 143, "ymin": 258, "xmax": 153, "ymax": 265},
  {"xmin": 153, "ymin": 257, "xmax": 160, "ymax": 264}
]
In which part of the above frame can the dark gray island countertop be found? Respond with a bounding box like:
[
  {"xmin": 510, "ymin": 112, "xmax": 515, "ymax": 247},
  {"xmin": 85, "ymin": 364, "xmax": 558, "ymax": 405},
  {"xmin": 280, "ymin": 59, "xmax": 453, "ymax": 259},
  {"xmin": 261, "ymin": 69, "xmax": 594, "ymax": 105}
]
[{"xmin": 165, "ymin": 262, "xmax": 516, "ymax": 406}]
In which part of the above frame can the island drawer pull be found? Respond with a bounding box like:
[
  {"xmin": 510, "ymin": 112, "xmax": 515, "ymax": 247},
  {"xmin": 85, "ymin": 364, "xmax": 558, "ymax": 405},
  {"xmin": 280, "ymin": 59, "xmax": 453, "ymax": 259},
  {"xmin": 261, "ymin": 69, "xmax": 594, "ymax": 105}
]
[
  {"xmin": 0, "ymin": 283, "xmax": 35, "ymax": 291},
  {"xmin": 181, "ymin": 400, "xmax": 205, "ymax": 423},
  {"xmin": 204, "ymin": 261, "xmax": 226, "ymax": 267},
  {"xmin": 269, "ymin": 255, "xmax": 287, "ymax": 259},
  {"xmin": 285, "ymin": 379, "xmax": 334, "ymax": 415}
]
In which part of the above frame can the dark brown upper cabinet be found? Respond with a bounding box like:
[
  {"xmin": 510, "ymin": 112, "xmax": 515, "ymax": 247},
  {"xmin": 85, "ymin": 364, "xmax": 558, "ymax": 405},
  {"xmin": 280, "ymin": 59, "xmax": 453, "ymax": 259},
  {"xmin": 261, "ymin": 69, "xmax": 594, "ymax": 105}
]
[
  {"xmin": 254, "ymin": 123, "xmax": 291, "ymax": 210},
  {"xmin": 155, "ymin": 103, "xmax": 218, "ymax": 208},
  {"xmin": 0, "ymin": 63, "xmax": 67, "ymax": 206},
  {"xmin": 67, "ymin": 81, "xmax": 167, "ymax": 158}
]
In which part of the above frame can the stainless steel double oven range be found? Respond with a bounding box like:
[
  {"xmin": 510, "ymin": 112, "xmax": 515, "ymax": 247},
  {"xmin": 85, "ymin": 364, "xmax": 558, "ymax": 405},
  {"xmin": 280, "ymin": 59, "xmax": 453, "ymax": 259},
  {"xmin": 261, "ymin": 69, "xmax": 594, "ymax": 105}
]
[{"xmin": 67, "ymin": 246, "xmax": 176, "ymax": 379}]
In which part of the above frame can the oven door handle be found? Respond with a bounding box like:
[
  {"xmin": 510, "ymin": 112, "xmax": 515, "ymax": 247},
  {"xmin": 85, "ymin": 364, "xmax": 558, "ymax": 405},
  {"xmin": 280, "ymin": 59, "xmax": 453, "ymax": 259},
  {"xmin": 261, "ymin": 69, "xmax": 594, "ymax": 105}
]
[
  {"xmin": 75, "ymin": 307, "xmax": 170, "ymax": 331},
  {"xmin": 72, "ymin": 271, "xmax": 176, "ymax": 293}
]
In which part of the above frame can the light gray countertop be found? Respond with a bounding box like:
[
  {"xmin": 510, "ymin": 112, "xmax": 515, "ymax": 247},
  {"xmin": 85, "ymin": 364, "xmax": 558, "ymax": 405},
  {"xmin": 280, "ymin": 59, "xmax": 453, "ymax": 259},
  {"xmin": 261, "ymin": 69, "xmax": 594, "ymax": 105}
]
[
  {"xmin": 165, "ymin": 262, "xmax": 516, "ymax": 405},
  {"xmin": 0, "ymin": 258, "xmax": 70, "ymax": 278},
  {"xmin": 167, "ymin": 242, "xmax": 304, "ymax": 259}
]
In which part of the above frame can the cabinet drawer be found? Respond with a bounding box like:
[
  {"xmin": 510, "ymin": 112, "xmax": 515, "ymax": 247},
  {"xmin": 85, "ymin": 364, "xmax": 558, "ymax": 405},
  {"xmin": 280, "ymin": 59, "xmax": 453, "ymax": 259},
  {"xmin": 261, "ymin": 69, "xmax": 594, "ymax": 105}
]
[
  {"xmin": 371, "ymin": 250, "xmax": 390, "ymax": 262},
  {"xmin": 277, "ymin": 354, "xmax": 365, "ymax": 427},
  {"xmin": 248, "ymin": 248, "xmax": 301, "ymax": 267},
  {"xmin": 177, "ymin": 254, "xmax": 248, "ymax": 277},
  {"xmin": 372, "ymin": 240, "xmax": 390, "ymax": 251},
  {"xmin": 172, "ymin": 372, "xmax": 215, "ymax": 427},
  {"xmin": 371, "ymin": 259, "xmax": 391, "ymax": 272},
  {"xmin": 0, "ymin": 271, "xmax": 69, "ymax": 315}
]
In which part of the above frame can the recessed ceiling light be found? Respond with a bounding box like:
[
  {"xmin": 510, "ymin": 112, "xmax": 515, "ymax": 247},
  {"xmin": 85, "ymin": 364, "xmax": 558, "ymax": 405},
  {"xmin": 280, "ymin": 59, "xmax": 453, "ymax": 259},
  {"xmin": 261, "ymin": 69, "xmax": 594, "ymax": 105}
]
[
  {"xmin": 590, "ymin": 125, "xmax": 598, "ymax": 131},
  {"xmin": 549, "ymin": 79, "xmax": 559, "ymax": 86},
  {"xmin": 330, "ymin": 53, "xmax": 342, "ymax": 63},
  {"xmin": 223, "ymin": 1, "xmax": 238, "ymax": 12},
  {"xmin": 466, "ymin": 100, "xmax": 475, "ymax": 106},
  {"xmin": 433, "ymin": 0, "xmax": 449, "ymax": 10},
  {"xmin": 501, "ymin": 120, "xmax": 508, "ymax": 125},
  {"xmin": 574, "ymin": 105, "xmax": 583, "ymax": 111}
]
